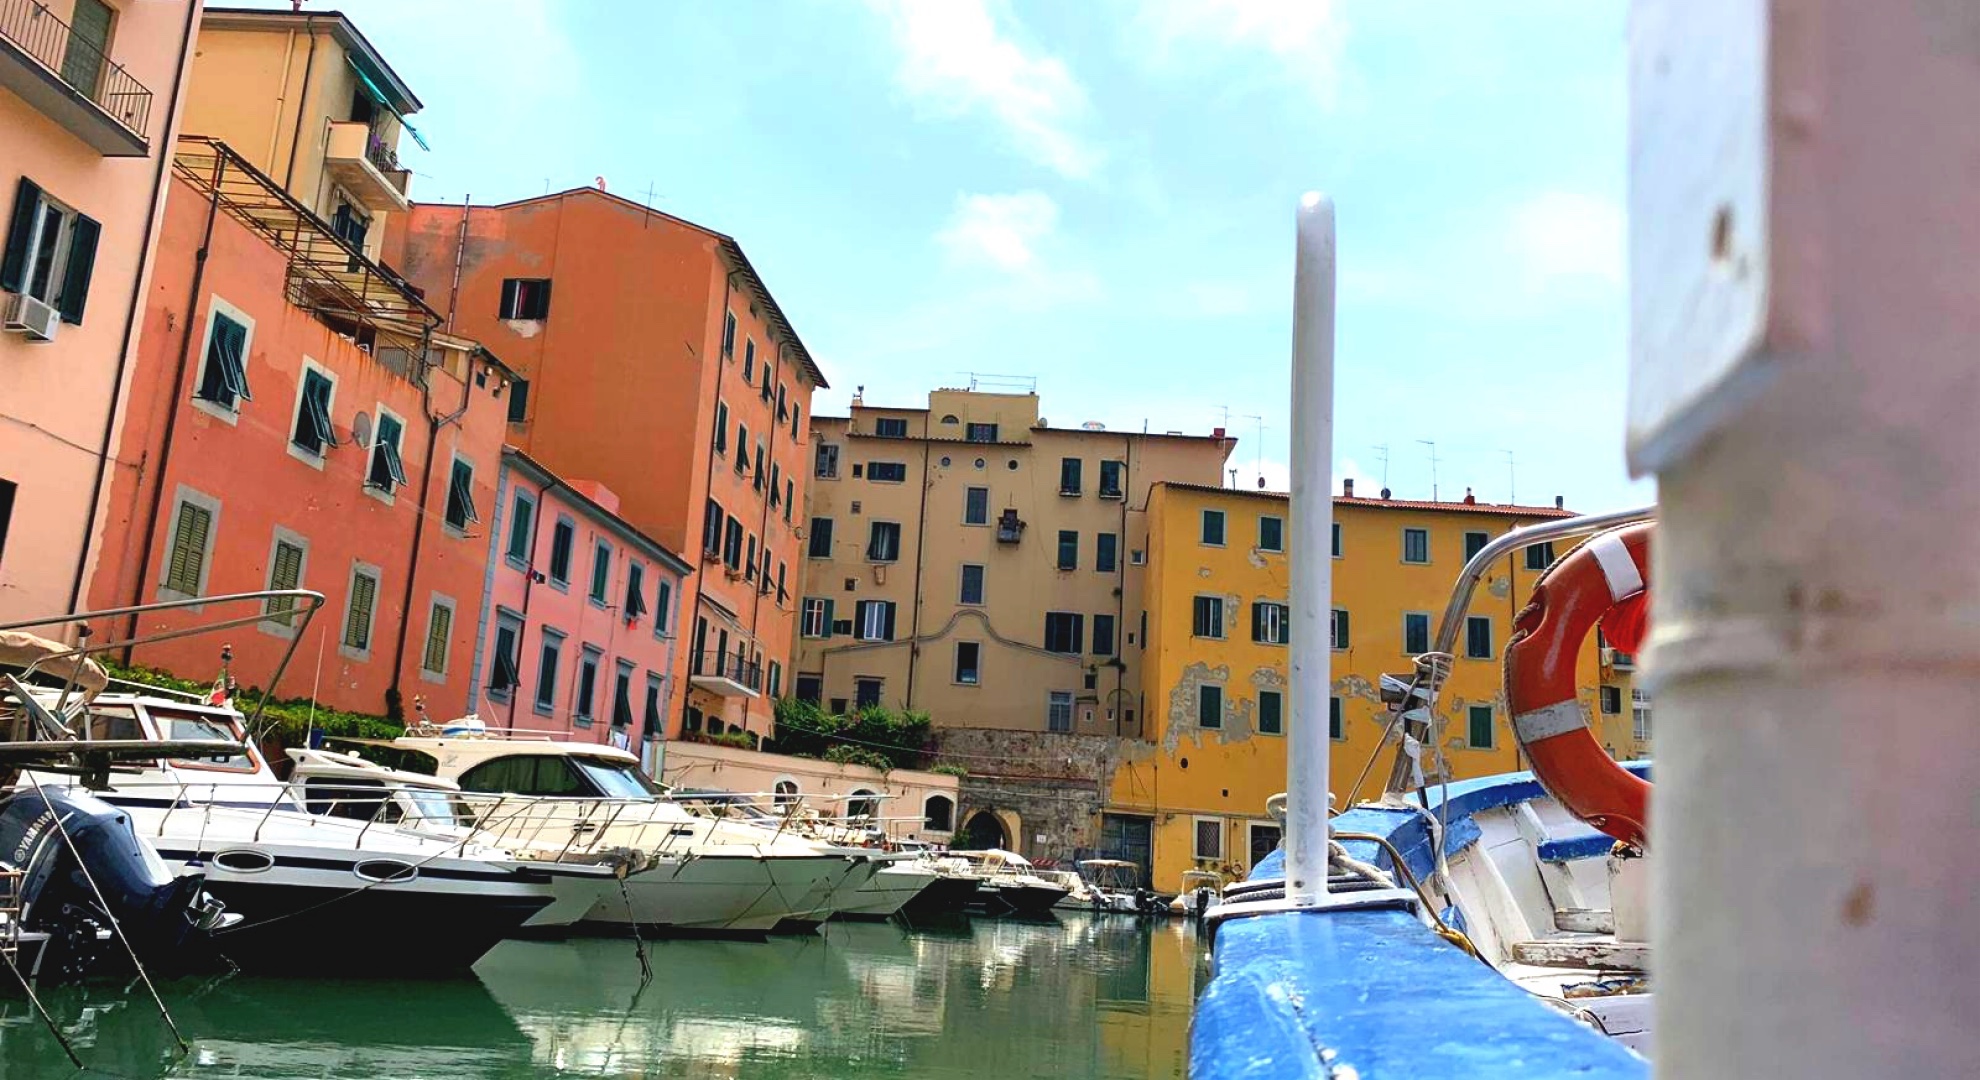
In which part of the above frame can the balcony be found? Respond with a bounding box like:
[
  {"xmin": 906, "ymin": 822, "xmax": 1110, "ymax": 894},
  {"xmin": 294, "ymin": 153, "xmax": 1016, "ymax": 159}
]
[
  {"xmin": 323, "ymin": 121, "xmax": 410, "ymax": 213},
  {"xmin": 996, "ymin": 508, "xmax": 1025, "ymax": 544},
  {"xmin": 689, "ymin": 650, "xmax": 761, "ymax": 699},
  {"xmin": 0, "ymin": 0, "xmax": 153, "ymax": 156}
]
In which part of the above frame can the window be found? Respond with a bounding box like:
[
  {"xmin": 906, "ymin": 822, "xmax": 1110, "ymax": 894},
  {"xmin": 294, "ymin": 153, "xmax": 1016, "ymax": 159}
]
[
  {"xmin": 792, "ymin": 404, "xmax": 801, "ymax": 439},
  {"xmin": 654, "ymin": 579, "xmax": 673, "ymax": 634},
  {"xmin": 796, "ymin": 675, "xmax": 822, "ymax": 704},
  {"xmin": 742, "ymin": 338, "xmax": 755, "ymax": 382},
  {"xmin": 458, "ymin": 755, "xmax": 588, "ymax": 797},
  {"xmin": 1331, "ymin": 608, "xmax": 1351, "ymax": 649},
  {"xmin": 874, "ymin": 417, "xmax": 909, "ymax": 438},
  {"xmin": 1526, "ymin": 543, "xmax": 1556, "ymax": 570},
  {"xmin": 1402, "ymin": 528, "xmax": 1430, "ymax": 564},
  {"xmin": 1056, "ymin": 529, "xmax": 1078, "ymax": 570},
  {"xmin": 702, "ymin": 501, "xmax": 725, "ymax": 556},
  {"xmin": 808, "ymin": 517, "xmax": 834, "ymax": 558},
  {"xmin": 722, "ymin": 309, "xmax": 736, "ymax": 356},
  {"xmin": 1192, "ymin": 596, "xmax": 1225, "ymax": 639},
  {"xmin": 753, "ymin": 442, "xmax": 766, "ymax": 492},
  {"xmin": 505, "ymin": 491, "xmax": 536, "ymax": 566},
  {"xmin": 1332, "ymin": 521, "xmax": 1343, "ymax": 558},
  {"xmin": 1465, "ymin": 704, "xmax": 1496, "ymax": 749},
  {"xmin": 160, "ymin": 494, "xmax": 215, "ymax": 598},
  {"xmin": 868, "ymin": 461, "xmax": 907, "ymax": 483},
  {"xmin": 770, "ymin": 464, "xmax": 783, "ymax": 507},
  {"xmin": 589, "ymin": 540, "xmax": 611, "ymax": 604},
  {"xmin": 1198, "ymin": 684, "xmax": 1223, "ymax": 728},
  {"xmin": 1043, "ymin": 612, "xmax": 1084, "ymax": 654},
  {"xmin": 776, "ymin": 561, "xmax": 787, "ymax": 602},
  {"xmin": 801, "ymin": 597, "xmax": 831, "ymax": 638},
  {"xmin": 966, "ymin": 422, "xmax": 998, "ymax": 442},
  {"xmin": 444, "ymin": 457, "xmax": 479, "ymax": 531},
  {"xmin": 1464, "ymin": 530, "xmax": 1490, "ymax": 562},
  {"xmin": 290, "ymin": 366, "xmax": 338, "ymax": 458},
  {"xmin": 548, "ymin": 518, "xmax": 575, "ymax": 585},
  {"xmin": 1259, "ymin": 690, "xmax": 1283, "ymax": 735},
  {"xmin": 1194, "ymin": 818, "xmax": 1224, "ymax": 861},
  {"xmin": 1465, "ymin": 616, "xmax": 1493, "ymax": 660},
  {"xmin": 736, "ymin": 424, "xmax": 749, "ymax": 472},
  {"xmin": 1098, "ymin": 460, "xmax": 1124, "ymax": 498},
  {"xmin": 422, "ymin": 597, "xmax": 454, "ymax": 675},
  {"xmin": 855, "ymin": 676, "xmax": 884, "ymax": 709},
  {"xmin": 535, "ymin": 632, "xmax": 563, "ymax": 712},
  {"xmin": 954, "ymin": 642, "xmax": 981, "ymax": 685},
  {"xmin": 959, "ymin": 564, "xmax": 985, "ymax": 605},
  {"xmin": 194, "ymin": 308, "xmax": 252, "ymax": 411},
  {"xmin": 1404, "ymin": 612, "xmax": 1431, "ymax": 655},
  {"xmin": 964, "ymin": 486, "xmax": 989, "ymax": 525},
  {"xmin": 1058, "ymin": 458, "xmax": 1082, "ymax": 495},
  {"xmin": 613, "ymin": 661, "xmax": 636, "ymax": 728},
  {"xmin": 342, "ymin": 565, "xmax": 380, "ymax": 654},
  {"xmin": 1096, "ymin": 533, "xmax": 1118, "ymax": 573},
  {"xmin": 1, "ymin": 178, "xmax": 99, "ymax": 323},
  {"xmin": 366, "ymin": 410, "xmax": 407, "ymax": 494},
  {"xmin": 745, "ymin": 534, "xmax": 758, "ymax": 581},
  {"xmin": 767, "ymin": 660, "xmax": 782, "ymax": 698},
  {"xmin": 263, "ymin": 533, "xmax": 306, "ymax": 628},
  {"xmin": 576, "ymin": 648, "xmax": 601, "ymax": 722},
  {"xmin": 784, "ymin": 478, "xmax": 794, "ymax": 522},
  {"xmin": 815, "ymin": 442, "xmax": 839, "ymax": 478},
  {"xmin": 488, "ymin": 615, "xmax": 521, "ymax": 699},
  {"xmin": 777, "ymin": 383, "xmax": 788, "ymax": 421},
  {"xmin": 866, "ymin": 521, "xmax": 901, "ymax": 562},
  {"xmin": 1632, "ymin": 689, "xmax": 1653, "ymax": 742},
  {"xmin": 624, "ymin": 562, "xmax": 647, "ymax": 621},
  {"xmin": 644, "ymin": 674, "xmax": 665, "ymax": 737},
  {"xmin": 723, "ymin": 517, "xmax": 744, "ymax": 569},
  {"xmin": 714, "ymin": 401, "xmax": 730, "ymax": 454},
  {"xmin": 924, "ymin": 794, "xmax": 955, "ymax": 832},
  {"xmin": 1330, "ymin": 696, "xmax": 1344, "ymax": 740},
  {"xmin": 1093, "ymin": 614, "xmax": 1116, "ymax": 656},
  {"xmin": 1253, "ymin": 602, "xmax": 1289, "ymax": 645},
  {"xmin": 855, "ymin": 599, "xmax": 896, "ymax": 641},
  {"xmin": 1047, "ymin": 691, "xmax": 1074, "ymax": 733},
  {"xmin": 1201, "ymin": 509, "xmax": 1226, "ymax": 546},
  {"xmin": 507, "ymin": 377, "xmax": 529, "ymax": 423},
  {"xmin": 1255, "ymin": 515, "xmax": 1286, "ymax": 553},
  {"xmin": 1601, "ymin": 686, "xmax": 1623, "ymax": 714},
  {"xmin": 498, "ymin": 278, "xmax": 552, "ymax": 320}
]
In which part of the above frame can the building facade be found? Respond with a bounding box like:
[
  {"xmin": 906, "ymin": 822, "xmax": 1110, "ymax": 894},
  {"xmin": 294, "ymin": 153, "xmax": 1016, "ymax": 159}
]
[
  {"xmin": 472, "ymin": 448, "xmax": 692, "ymax": 773},
  {"xmin": 1107, "ymin": 480, "xmax": 1645, "ymax": 892},
  {"xmin": 793, "ymin": 388, "xmax": 1234, "ymax": 733},
  {"xmin": 662, "ymin": 739, "xmax": 962, "ymax": 846},
  {"xmin": 388, "ymin": 190, "xmax": 826, "ymax": 741},
  {"xmin": 87, "ymin": 136, "xmax": 509, "ymax": 721},
  {"xmin": 0, "ymin": 0, "xmax": 200, "ymax": 624}
]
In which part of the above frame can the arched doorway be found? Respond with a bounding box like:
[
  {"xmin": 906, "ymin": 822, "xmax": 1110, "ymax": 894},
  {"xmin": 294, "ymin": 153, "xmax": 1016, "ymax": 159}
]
[
  {"xmin": 923, "ymin": 794, "xmax": 955, "ymax": 833},
  {"xmin": 846, "ymin": 789, "xmax": 879, "ymax": 823},
  {"xmin": 962, "ymin": 809, "xmax": 1008, "ymax": 850}
]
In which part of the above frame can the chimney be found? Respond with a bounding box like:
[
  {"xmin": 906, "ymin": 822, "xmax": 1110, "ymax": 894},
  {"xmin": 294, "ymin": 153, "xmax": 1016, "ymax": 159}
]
[
  {"xmin": 1555, "ymin": 495, "xmax": 1565, "ymax": 509},
  {"xmin": 1343, "ymin": 478, "xmax": 1355, "ymax": 497},
  {"xmin": 1212, "ymin": 426, "xmax": 1227, "ymax": 440},
  {"xmin": 1463, "ymin": 487, "xmax": 1476, "ymax": 505}
]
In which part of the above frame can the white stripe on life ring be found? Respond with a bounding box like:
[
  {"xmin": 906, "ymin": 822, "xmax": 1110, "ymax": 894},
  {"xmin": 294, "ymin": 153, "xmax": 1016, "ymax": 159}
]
[
  {"xmin": 1589, "ymin": 532, "xmax": 1644, "ymax": 603},
  {"xmin": 1513, "ymin": 700, "xmax": 1588, "ymax": 743}
]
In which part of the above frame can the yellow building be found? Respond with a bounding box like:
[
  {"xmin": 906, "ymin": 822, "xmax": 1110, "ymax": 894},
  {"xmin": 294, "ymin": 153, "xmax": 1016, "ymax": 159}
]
[
  {"xmin": 792, "ymin": 387, "xmax": 1234, "ymax": 732},
  {"xmin": 180, "ymin": 7, "xmax": 420, "ymax": 261},
  {"xmin": 1109, "ymin": 480, "xmax": 1645, "ymax": 892}
]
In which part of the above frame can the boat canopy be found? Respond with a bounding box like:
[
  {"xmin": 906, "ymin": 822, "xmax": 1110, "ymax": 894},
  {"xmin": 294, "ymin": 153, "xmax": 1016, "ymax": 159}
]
[{"xmin": 0, "ymin": 630, "xmax": 107, "ymax": 697}]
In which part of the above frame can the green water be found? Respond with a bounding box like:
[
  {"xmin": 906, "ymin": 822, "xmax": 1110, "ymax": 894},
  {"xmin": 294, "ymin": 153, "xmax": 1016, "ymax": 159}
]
[{"xmin": 0, "ymin": 914, "xmax": 1205, "ymax": 1079}]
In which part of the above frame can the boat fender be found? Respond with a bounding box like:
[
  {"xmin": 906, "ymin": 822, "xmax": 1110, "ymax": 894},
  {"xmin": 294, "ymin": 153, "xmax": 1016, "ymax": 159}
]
[{"xmin": 1505, "ymin": 522, "xmax": 1654, "ymax": 850}]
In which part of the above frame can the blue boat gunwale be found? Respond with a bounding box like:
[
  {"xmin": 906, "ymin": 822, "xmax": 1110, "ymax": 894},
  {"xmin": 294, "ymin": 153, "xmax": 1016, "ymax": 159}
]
[{"xmin": 1190, "ymin": 764, "xmax": 1653, "ymax": 1080}]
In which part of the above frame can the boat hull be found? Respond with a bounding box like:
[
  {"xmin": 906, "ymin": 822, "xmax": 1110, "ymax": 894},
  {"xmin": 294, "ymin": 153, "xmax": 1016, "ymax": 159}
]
[
  {"xmin": 899, "ymin": 873, "xmax": 981, "ymax": 918},
  {"xmin": 831, "ymin": 864, "xmax": 936, "ymax": 921},
  {"xmin": 579, "ymin": 853, "xmax": 867, "ymax": 934},
  {"xmin": 969, "ymin": 882, "xmax": 1066, "ymax": 918},
  {"xmin": 192, "ymin": 875, "xmax": 550, "ymax": 973}
]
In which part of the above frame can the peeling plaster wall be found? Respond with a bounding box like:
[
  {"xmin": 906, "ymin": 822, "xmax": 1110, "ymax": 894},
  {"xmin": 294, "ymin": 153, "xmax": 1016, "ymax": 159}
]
[{"xmin": 937, "ymin": 728, "xmax": 1126, "ymax": 865}]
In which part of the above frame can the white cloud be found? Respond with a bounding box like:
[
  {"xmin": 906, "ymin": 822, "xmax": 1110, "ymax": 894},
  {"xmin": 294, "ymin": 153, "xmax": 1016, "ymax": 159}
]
[
  {"xmin": 1131, "ymin": 0, "xmax": 1348, "ymax": 107},
  {"xmin": 937, "ymin": 191, "xmax": 1059, "ymax": 272},
  {"xmin": 868, "ymin": 0, "xmax": 1101, "ymax": 179},
  {"xmin": 1504, "ymin": 191, "xmax": 1624, "ymax": 290}
]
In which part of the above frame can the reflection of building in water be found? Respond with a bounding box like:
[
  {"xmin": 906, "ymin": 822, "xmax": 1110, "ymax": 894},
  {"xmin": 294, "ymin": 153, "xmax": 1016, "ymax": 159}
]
[{"xmin": 1098, "ymin": 920, "xmax": 1201, "ymax": 1080}]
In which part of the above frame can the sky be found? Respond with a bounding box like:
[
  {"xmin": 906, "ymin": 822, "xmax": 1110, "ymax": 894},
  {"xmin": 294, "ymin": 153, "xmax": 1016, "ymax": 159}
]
[{"xmin": 262, "ymin": 0, "xmax": 1648, "ymax": 511}]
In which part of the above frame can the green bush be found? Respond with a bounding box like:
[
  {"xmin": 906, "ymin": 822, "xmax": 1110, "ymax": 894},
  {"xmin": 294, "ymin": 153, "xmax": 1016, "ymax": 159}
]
[
  {"xmin": 822, "ymin": 744, "xmax": 894, "ymax": 771},
  {"xmin": 700, "ymin": 729, "xmax": 759, "ymax": 751},
  {"xmin": 102, "ymin": 660, "xmax": 403, "ymax": 746},
  {"xmin": 930, "ymin": 763, "xmax": 968, "ymax": 777},
  {"xmin": 772, "ymin": 697, "xmax": 933, "ymax": 770}
]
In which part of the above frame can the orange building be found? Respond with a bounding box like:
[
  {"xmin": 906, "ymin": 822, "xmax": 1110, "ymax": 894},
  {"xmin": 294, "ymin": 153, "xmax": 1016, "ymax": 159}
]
[
  {"xmin": 87, "ymin": 137, "xmax": 510, "ymax": 721},
  {"xmin": 0, "ymin": 0, "xmax": 200, "ymax": 625},
  {"xmin": 387, "ymin": 190, "xmax": 827, "ymax": 739}
]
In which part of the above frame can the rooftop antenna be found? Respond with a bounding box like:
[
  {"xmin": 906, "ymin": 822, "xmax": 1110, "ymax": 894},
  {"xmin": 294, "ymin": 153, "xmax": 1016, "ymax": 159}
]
[
  {"xmin": 1500, "ymin": 449, "xmax": 1517, "ymax": 504},
  {"xmin": 1228, "ymin": 467, "xmax": 1239, "ymax": 489},
  {"xmin": 1242, "ymin": 414, "xmax": 1265, "ymax": 486},
  {"xmin": 1417, "ymin": 439, "xmax": 1440, "ymax": 501},
  {"xmin": 1372, "ymin": 443, "xmax": 1390, "ymax": 490}
]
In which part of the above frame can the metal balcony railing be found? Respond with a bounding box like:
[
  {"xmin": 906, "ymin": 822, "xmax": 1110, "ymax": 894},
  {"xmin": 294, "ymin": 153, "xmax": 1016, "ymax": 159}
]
[
  {"xmin": 692, "ymin": 650, "xmax": 762, "ymax": 691},
  {"xmin": 364, "ymin": 127, "xmax": 401, "ymax": 175},
  {"xmin": 0, "ymin": 0, "xmax": 153, "ymax": 140}
]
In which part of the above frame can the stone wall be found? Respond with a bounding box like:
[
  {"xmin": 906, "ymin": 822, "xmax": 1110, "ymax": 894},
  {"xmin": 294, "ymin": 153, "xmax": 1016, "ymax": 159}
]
[{"xmin": 937, "ymin": 728, "xmax": 1128, "ymax": 866}]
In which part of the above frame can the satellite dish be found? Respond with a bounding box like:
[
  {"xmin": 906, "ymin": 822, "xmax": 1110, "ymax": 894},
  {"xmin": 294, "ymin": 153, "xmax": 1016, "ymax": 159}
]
[
  {"xmin": 1081, "ymin": 421, "xmax": 1106, "ymax": 431},
  {"xmin": 351, "ymin": 410, "xmax": 374, "ymax": 450}
]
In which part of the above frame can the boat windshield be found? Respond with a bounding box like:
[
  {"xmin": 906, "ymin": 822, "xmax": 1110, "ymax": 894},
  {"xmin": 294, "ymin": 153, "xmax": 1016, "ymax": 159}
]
[
  {"xmin": 402, "ymin": 786, "xmax": 471, "ymax": 824},
  {"xmin": 156, "ymin": 709, "xmax": 257, "ymax": 771},
  {"xmin": 572, "ymin": 758, "xmax": 658, "ymax": 800}
]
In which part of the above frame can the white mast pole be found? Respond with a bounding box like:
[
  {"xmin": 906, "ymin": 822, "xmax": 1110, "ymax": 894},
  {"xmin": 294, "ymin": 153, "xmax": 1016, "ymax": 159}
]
[{"xmin": 1284, "ymin": 193, "xmax": 1336, "ymax": 905}]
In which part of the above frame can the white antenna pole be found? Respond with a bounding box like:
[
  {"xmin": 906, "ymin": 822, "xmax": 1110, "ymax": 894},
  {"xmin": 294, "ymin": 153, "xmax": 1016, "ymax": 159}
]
[
  {"xmin": 1417, "ymin": 439, "xmax": 1439, "ymax": 501},
  {"xmin": 1500, "ymin": 449, "xmax": 1516, "ymax": 504},
  {"xmin": 1372, "ymin": 444, "xmax": 1390, "ymax": 489},
  {"xmin": 1284, "ymin": 192, "xmax": 1336, "ymax": 905}
]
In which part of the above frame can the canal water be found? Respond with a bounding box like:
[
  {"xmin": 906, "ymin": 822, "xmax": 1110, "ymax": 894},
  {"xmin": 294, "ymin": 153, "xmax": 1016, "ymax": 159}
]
[{"xmin": 0, "ymin": 914, "xmax": 1206, "ymax": 1079}]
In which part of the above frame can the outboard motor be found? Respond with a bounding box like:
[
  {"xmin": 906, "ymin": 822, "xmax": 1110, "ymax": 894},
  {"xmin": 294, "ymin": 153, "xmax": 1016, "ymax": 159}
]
[{"xmin": 0, "ymin": 787, "xmax": 234, "ymax": 983}]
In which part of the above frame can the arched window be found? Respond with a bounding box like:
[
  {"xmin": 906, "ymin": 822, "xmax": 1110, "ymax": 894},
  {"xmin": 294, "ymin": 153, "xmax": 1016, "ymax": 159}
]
[
  {"xmin": 923, "ymin": 793, "xmax": 954, "ymax": 832},
  {"xmin": 846, "ymin": 788, "xmax": 879, "ymax": 823},
  {"xmin": 773, "ymin": 778, "xmax": 800, "ymax": 809},
  {"xmin": 939, "ymin": 414, "xmax": 960, "ymax": 424}
]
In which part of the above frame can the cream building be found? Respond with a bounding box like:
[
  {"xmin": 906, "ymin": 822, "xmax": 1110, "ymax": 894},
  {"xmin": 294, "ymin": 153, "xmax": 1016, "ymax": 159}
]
[{"xmin": 792, "ymin": 388, "xmax": 1234, "ymax": 734}]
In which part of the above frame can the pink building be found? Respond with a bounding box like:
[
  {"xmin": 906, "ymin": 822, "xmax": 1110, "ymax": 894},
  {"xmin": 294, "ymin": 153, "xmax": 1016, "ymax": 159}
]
[
  {"xmin": 473, "ymin": 449, "xmax": 693, "ymax": 770},
  {"xmin": 0, "ymin": 0, "xmax": 200, "ymax": 624}
]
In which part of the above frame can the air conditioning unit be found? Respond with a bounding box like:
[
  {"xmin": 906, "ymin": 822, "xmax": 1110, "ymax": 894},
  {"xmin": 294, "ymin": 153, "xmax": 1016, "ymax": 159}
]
[{"xmin": 3, "ymin": 294, "xmax": 59, "ymax": 342}]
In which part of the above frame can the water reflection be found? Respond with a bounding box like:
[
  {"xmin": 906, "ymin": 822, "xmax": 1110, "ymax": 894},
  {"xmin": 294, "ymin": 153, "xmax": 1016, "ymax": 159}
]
[{"xmin": 0, "ymin": 913, "xmax": 1203, "ymax": 1080}]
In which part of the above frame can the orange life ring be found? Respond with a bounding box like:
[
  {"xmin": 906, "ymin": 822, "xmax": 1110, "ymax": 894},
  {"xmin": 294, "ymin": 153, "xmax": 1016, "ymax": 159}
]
[{"xmin": 1504, "ymin": 522, "xmax": 1653, "ymax": 850}]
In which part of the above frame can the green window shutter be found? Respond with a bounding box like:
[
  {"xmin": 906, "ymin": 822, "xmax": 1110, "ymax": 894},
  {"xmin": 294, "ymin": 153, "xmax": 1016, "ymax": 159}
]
[
  {"xmin": 266, "ymin": 540, "xmax": 303, "ymax": 624},
  {"xmin": 56, "ymin": 213, "xmax": 99, "ymax": 325},
  {"xmin": 344, "ymin": 572, "xmax": 377, "ymax": 650},
  {"xmin": 424, "ymin": 603, "xmax": 452, "ymax": 673},
  {"xmin": 822, "ymin": 598, "xmax": 835, "ymax": 638},
  {"xmin": 0, "ymin": 177, "xmax": 41, "ymax": 293},
  {"xmin": 165, "ymin": 502, "xmax": 210, "ymax": 595}
]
